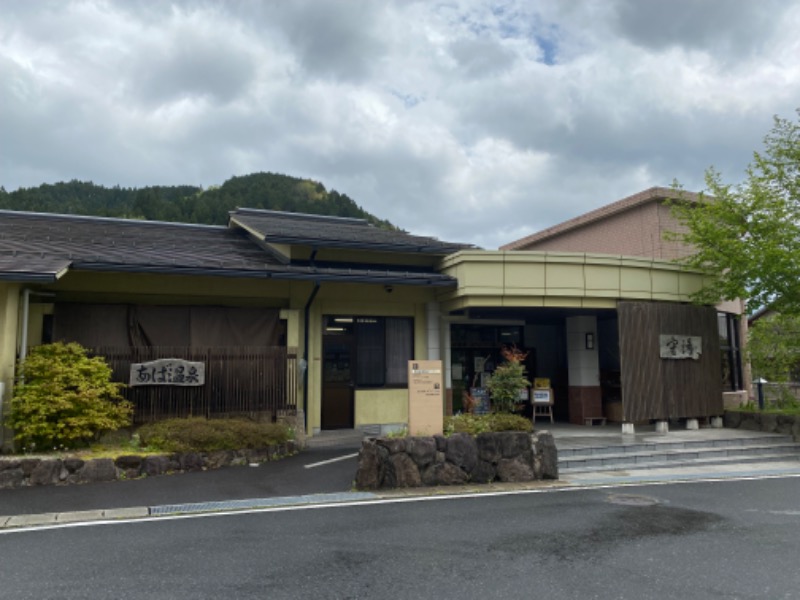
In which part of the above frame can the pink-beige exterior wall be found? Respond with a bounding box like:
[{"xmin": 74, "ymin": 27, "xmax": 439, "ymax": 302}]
[{"xmin": 514, "ymin": 201, "xmax": 693, "ymax": 261}]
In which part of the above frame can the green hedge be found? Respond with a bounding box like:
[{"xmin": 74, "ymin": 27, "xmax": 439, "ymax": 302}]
[
  {"xmin": 137, "ymin": 418, "xmax": 293, "ymax": 453},
  {"xmin": 444, "ymin": 413, "xmax": 533, "ymax": 436}
]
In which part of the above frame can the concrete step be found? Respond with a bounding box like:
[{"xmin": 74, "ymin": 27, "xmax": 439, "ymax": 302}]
[
  {"xmin": 557, "ymin": 434, "xmax": 796, "ymax": 458},
  {"xmin": 559, "ymin": 441, "xmax": 800, "ymax": 473},
  {"xmin": 559, "ymin": 451, "xmax": 800, "ymax": 474}
]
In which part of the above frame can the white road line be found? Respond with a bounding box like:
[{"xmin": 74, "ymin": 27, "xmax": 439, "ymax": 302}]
[
  {"xmin": 3, "ymin": 472, "xmax": 800, "ymax": 536},
  {"xmin": 303, "ymin": 453, "xmax": 358, "ymax": 469}
]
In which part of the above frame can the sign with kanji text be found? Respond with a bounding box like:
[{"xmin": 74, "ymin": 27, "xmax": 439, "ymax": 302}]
[
  {"xmin": 659, "ymin": 335, "xmax": 702, "ymax": 360},
  {"xmin": 130, "ymin": 359, "xmax": 205, "ymax": 386}
]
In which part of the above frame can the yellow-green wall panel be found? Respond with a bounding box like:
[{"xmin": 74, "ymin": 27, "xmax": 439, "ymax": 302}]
[
  {"xmin": 584, "ymin": 265, "xmax": 621, "ymax": 292},
  {"xmin": 545, "ymin": 263, "xmax": 584, "ymax": 289},
  {"xmin": 355, "ymin": 389, "xmax": 409, "ymax": 425},
  {"xmin": 504, "ymin": 262, "xmax": 546, "ymax": 289}
]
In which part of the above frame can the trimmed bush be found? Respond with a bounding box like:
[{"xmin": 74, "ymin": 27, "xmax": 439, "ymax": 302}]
[
  {"xmin": 7, "ymin": 342, "xmax": 132, "ymax": 451},
  {"xmin": 137, "ymin": 418, "xmax": 293, "ymax": 453},
  {"xmin": 445, "ymin": 413, "xmax": 532, "ymax": 436}
]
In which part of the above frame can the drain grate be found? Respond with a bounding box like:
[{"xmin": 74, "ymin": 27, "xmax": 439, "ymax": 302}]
[
  {"xmin": 606, "ymin": 493, "xmax": 660, "ymax": 507},
  {"xmin": 149, "ymin": 492, "xmax": 376, "ymax": 516}
]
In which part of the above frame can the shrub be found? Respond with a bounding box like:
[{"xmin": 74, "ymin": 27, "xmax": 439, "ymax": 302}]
[
  {"xmin": 485, "ymin": 345, "xmax": 530, "ymax": 414},
  {"xmin": 137, "ymin": 417, "xmax": 293, "ymax": 453},
  {"xmin": 444, "ymin": 413, "xmax": 532, "ymax": 436},
  {"xmin": 7, "ymin": 342, "xmax": 132, "ymax": 451}
]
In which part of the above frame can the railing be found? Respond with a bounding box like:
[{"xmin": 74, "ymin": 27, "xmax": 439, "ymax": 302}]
[{"xmin": 93, "ymin": 346, "xmax": 298, "ymax": 424}]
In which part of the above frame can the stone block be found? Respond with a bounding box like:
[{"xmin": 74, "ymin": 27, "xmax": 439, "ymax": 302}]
[
  {"xmin": 476, "ymin": 432, "xmax": 502, "ymax": 464},
  {"xmin": 0, "ymin": 459, "xmax": 22, "ymax": 472},
  {"xmin": 760, "ymin": 414, "xmax": 778, "ymax": 433},
  {"xmin": 421, "ymin": 461, "xmax": 468, "ymax": 486},
  {"xmin": 205, "ymin": 450, "xmax": 236, "ymax": 469},
  {"xmin": 532, "ymin": 431, "xmax": 558, "ymax": 480},
  {"xmin": 445, "ymin": 433, "xmax": 478, "ymax": 474},
  {"xmin": 63, "ymin": 458, "xmax": 85, "ymax": 473},
  {"xmin": 500, "ymin": 432, "xmax": 531, "ymax": 458},
  {"xmin": 141, "ymin": 455, "xmax": 172, "ymax": 477},
  {"xmin": 496, "ymin": 457, "xmax": 534, "ymax": 482},
  {"xmin": 29, "ymin": 459, "xmax": 63, "ymax": 486},
  {"xmin": 723, "ymin": 411, "xmax": 742, "ymax": 428},
  {"xmin": 391, "ymin": 453, "xmax": 422, "ymax": 487},
  {"xmin": 471, "ymin": 460, "xmax": 496, "ymax": 484},
  {"xmin": 406, "ymin": 437, "xmax": 437, "ymax": 468},
  {"xmin": 355, "ymin": 441, "xmax": 390, "ymax": 490},
  {"xmin": 20, "ymin": 459, "xmax": 39, "ymax": 476},
  {"xmin": 376, "ymin": 437, "xmax": 406, "ymax": 454},
  {"xmin": 75, "ymin": 459, "xmax": 118, "ymax": 484},
  {"xmin": 0, "ymin": 468, "xmax": 25, "ymax": 489},
  {"xmin": 114, "ymin": 455, "xmax": 143, "ymax": 470}
]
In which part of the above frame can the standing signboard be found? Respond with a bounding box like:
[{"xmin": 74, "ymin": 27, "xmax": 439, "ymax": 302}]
[{"xmin": 408, "ymin": 360, "xmax": 444, "ymax": 436}]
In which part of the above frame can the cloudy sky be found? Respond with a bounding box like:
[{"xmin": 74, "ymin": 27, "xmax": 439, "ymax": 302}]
[{"xmin": 2, "ymin": 1, "xmax": 799, "ymax": 249}]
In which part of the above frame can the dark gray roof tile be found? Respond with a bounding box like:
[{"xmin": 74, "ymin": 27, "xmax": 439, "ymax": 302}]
[
  {"xmin": 0, "ymin": 210, "xmax": 457, "ymax": 287},
  {"xmin": 230, "ymin": 208, "xmax": 473, "ymax": 254}
]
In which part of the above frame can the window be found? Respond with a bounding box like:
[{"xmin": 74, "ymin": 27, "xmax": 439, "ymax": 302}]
[
  {"xmin": 324, "ymin": 316, "xmax": 414, "ymax": 387},
  {"xmin": 718, "ymin": 313, "xmax": 743, "ymax": 390}
]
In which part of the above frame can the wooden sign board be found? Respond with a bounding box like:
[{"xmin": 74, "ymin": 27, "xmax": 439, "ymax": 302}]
[
  {"xmin": 408, "ymin": 360, "xmax": 444, "ymax": 436},
  {"xmin": 659, "ymin": 334, "xmax": 702, "ymax": 360},
  {"xmin": 130, "ymin": 359, "xmax": 205, "ymax": 386}
]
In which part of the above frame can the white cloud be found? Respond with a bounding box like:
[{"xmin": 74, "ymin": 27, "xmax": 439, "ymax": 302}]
[{"xmin": 1, "ymin": 0, "xmax": 800, "ymax": 248}]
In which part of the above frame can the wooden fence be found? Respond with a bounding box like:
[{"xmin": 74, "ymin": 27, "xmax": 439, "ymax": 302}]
[{"xmin": 94, "ymin": 346, "xmax": 298, "ymax": 424}]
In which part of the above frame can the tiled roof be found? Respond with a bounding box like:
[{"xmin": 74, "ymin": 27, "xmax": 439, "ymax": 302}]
[
  {"xmin": 230, "ymin": 208, "xmax": 473, "ymax": 254},
  {"xmin": 501, "ymin": 187, "xmax": 700, "ymax": 250},
  {"xmin": 0, "ymin": 210, "xmax": 457, "ymax": 287}
]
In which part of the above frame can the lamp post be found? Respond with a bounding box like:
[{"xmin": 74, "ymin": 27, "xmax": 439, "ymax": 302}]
[{"xmin": 755, "ymin": 377, "xmax": 767, "ymax": 410}]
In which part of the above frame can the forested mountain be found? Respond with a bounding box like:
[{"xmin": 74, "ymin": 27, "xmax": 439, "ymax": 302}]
[{"xmin": 0, "ymin": 172, "xmax": 395, "ymax": 229}]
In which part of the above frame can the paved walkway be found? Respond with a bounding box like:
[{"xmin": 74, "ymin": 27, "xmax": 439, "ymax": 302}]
[{"xmin": 3, "ymin": 423, "xmax": 800, "ymax": 530}]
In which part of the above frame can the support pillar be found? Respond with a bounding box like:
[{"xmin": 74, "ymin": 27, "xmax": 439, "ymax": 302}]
[
  {"xmin": 566, "ymin": 316, "xmax": 601, "ymax": 425},
  {"xmin": 0, "ymin": 283, "xmax": 21, "ymax": 450}
]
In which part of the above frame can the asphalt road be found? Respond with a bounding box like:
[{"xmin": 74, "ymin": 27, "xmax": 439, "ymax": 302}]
[
  {"xmin": 1, "ymin": 477, "xmax": 799, "ymax": 599},
  {"xmin": 0, "ymin": 446, "xmax": 359, "ymax": 516}
]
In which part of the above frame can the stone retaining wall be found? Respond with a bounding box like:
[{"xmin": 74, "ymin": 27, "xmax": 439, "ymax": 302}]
[
  {"xmin": 355, "ymin": 431, "xmax": 557, "ymax": 490},
  {"xmin": 723, "ymin": 411, "xmax": 800, "ymax": 441},
  {"xmin": 0, "ymin": 441, "xmax": 298, "ymax": 489}
]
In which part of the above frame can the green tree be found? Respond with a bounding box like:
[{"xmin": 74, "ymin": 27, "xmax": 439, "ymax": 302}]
[
  {"xmin": 670, "ymin": 110, "xmax": 800, "ymax": 315},
  {"xmin": 7, "ymin": 343, "xmax": 132, "ymax": 450},
  {"xmin": 747, "ymin": 313, "xmax": 800, "ymax": 382}
]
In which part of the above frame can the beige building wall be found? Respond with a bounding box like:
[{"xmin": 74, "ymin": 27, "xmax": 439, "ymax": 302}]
[
  {"xmin": 512, "ymin": 201, "xmax": 693, "ymax": 261},
  {"xmin": 304, "ymin": 281, "xmax": 438, "ymax": 434}
]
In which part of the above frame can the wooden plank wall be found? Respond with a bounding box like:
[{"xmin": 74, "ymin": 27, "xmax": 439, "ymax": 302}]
[
  {"xmin": 96, "ymin": 346, "xmax": 298, "ymax": 424},
  {"xmin": 618, "ymin": 302, "xmax": 723, "ymax": 422}
]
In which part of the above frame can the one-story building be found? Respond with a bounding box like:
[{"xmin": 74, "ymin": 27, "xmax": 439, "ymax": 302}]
[{"xmin": 0, "ymin": 187, "xmax": 746, "ymax": 447}]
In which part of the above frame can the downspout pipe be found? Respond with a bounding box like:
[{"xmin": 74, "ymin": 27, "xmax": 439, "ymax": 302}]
[{"xmin": 302, "ymin": 249, "xmax": 319, "ymax": 431}]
